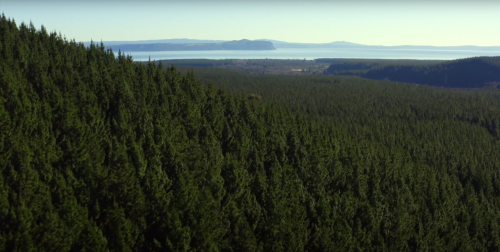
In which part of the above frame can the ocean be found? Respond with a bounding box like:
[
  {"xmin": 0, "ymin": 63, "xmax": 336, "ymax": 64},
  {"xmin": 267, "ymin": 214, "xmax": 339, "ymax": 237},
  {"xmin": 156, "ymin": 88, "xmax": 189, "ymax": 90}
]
[{"xmin": 124, "ymin": 47, "xmax": 500, "ymax": 62}]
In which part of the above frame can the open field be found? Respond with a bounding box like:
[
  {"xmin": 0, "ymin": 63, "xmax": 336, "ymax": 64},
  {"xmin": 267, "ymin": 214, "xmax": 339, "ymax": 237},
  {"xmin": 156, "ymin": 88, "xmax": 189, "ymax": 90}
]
[{"xmin": 157, "ymin": 58, "xmax": 330, "ymax": 75}]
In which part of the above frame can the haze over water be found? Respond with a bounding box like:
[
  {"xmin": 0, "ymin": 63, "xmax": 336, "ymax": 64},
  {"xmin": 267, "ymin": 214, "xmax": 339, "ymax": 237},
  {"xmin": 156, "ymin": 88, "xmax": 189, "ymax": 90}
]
[{"xmin": 127, "ymin": 48, "xmax": 500, "ymax": 61}]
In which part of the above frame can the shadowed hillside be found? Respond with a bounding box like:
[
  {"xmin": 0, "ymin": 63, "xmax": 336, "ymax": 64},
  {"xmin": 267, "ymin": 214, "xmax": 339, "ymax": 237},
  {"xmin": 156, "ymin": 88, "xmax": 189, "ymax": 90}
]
[{"xmin": 325, "ymin": 57, "xmax": 500, "ymax": 88}]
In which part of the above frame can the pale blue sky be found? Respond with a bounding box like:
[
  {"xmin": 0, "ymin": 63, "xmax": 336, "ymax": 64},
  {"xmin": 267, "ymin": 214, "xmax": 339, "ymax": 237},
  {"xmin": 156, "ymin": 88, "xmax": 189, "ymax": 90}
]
[{"xmin": 1, "ymin": 0, "xmax": 499, "ymax": 46}]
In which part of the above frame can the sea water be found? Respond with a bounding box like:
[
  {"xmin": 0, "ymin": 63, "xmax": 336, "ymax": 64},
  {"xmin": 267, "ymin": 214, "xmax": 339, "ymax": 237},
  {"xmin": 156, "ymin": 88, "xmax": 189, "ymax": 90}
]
[{"xmin": 125, "ymin": 47, "xmax": 500, "ymax": 61}]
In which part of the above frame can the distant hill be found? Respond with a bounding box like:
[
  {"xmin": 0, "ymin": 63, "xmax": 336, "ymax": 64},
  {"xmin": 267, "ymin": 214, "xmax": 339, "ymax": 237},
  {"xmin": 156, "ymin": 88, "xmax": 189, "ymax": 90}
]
[
  {"xmin": 89, "ymin": 38, "xmax": 500, "ymax": 51},
  {"xmin": 257, "ymin": 40, "xmax": 500, "ymax": 50},
  {"xmin": 271, "ymin": 41, "xmax": 364, "ymax": 48},
  {"xmin": 83, "ymin": 39, "xmax": 227, "ymax": 46},
  {"xmin": 255, "ymin": 39, "xmax": 364, "ymax": 48},
  {"xmin": 108, "ymin": 39, "xmax": 276, "ymax": 52},
  {"xmin": 325, "ymin": 56, "xmax": 500, "ymax": 88}
]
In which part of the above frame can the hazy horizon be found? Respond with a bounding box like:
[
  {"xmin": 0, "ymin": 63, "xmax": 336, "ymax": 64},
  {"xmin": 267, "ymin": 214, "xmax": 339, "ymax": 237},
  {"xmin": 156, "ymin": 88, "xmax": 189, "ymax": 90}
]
[
  {"xmin": 81, "ymin": 38, "xmax": 500, "ymax": 48},
  {"xmin": 1, "ymin": 0, "xmax": 500, "ymax": 47}
]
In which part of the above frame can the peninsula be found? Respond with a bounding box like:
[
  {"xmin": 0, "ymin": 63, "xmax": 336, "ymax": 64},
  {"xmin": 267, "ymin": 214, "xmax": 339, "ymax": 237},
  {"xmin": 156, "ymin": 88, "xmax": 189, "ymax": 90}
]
[{"xmin": 109, "ymin": 39, "xmax": 276, "ymax": 52}]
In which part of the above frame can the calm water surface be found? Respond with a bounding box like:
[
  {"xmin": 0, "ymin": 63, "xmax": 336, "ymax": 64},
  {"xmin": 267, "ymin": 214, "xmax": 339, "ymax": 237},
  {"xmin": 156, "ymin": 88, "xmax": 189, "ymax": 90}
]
[{"xmin": 127, "ymin": 48, "xmax": 500, "ymax": 61}]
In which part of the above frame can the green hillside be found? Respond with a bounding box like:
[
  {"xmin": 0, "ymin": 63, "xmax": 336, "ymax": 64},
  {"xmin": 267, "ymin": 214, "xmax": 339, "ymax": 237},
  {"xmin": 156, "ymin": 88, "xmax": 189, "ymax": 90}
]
[
  {"xmin": 2, "ymin": 15, "xmax": 500, "ymax": 251},
  {"xmin": 325, "ymin": 57, "xmax": 500, "ymax": 88}
]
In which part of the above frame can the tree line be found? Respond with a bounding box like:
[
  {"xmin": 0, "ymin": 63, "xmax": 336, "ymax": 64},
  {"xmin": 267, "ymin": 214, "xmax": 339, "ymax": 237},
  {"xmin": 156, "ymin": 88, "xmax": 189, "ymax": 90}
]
[{"xmin": 324, "ymin": 57, "xmax": 500, "ymax": 88}]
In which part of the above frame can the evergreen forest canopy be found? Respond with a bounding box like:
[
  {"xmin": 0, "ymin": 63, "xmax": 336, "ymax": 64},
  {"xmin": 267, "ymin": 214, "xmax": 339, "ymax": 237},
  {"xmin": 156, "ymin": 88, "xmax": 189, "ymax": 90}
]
[
  {"xmin": 324, "ymin": 57, "xmax": 500, "ymax": 89},
  {"xmin": 2, "ymin": 14, "xmax": 500, "ymax": 251}
]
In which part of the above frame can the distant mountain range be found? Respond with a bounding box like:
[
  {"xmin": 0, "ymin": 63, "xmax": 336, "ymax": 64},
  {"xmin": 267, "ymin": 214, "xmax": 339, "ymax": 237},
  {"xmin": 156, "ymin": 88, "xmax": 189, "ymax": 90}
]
[
  {"xmin": 99, "ymin": 40, "xmax": 275, "ymax": 52},
  {"xmin": 256, "ymin": 40, "xmax": 500, "ymax": 50},
  {"xmin": 87, "ymin": 39, "xmax": 228, "ymax": 46},
  {"xmin": 256, "ymin": 40, "xmax": 365, "ymax": 48},
  {"xmin": 83, "ymin": 38, "xmax": 500, "ymax": 52}
]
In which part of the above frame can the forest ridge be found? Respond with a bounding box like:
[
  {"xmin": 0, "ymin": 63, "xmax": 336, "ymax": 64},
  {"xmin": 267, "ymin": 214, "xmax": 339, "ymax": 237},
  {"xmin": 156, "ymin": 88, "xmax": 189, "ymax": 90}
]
[
  {"xmin": 2, "ymin": 15, "xmax": 500, "ymax": 251},
  {"xmin": 325, "ymin": 57, "xmax": 500, "ymax": 89}
]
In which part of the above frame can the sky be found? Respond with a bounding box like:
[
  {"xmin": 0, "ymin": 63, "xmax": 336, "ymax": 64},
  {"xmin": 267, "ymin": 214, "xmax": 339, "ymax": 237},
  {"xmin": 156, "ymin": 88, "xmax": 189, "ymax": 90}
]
[{"xmin": 1, "ymin": 0, "xmax": 500, "ymax": 46}]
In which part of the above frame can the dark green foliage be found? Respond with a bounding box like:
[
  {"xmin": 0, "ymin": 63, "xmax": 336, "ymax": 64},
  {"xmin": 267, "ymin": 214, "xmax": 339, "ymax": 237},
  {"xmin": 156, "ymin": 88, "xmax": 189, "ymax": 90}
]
[
  {"xmin": 174, "ymin": 65, "xmax": 500, "ymax": 250},
  {"xmin": 325, "ymin": 57, "xmax": 500, "ymax": 88},
  {"xmin": 321, "ymin": 58, "xmax": 444, "ymax": 76},
  {"xmin": 2, "ymin": 14, "xmax": 500, "ymax": 251},
  {"xmin": 317, "ymin": 58, "xmax": 445, "ymax": 65}
]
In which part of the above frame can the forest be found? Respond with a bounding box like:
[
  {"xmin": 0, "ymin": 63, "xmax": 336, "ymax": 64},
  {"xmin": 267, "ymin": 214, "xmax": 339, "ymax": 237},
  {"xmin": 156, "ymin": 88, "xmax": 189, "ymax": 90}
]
[
  {"xmin": 324, "ymin": 57, "xmax": 500, "ymax": 89},
  {"xmin": 2, "ymin": 14, "xmax": 500, "ymax": 251}
]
